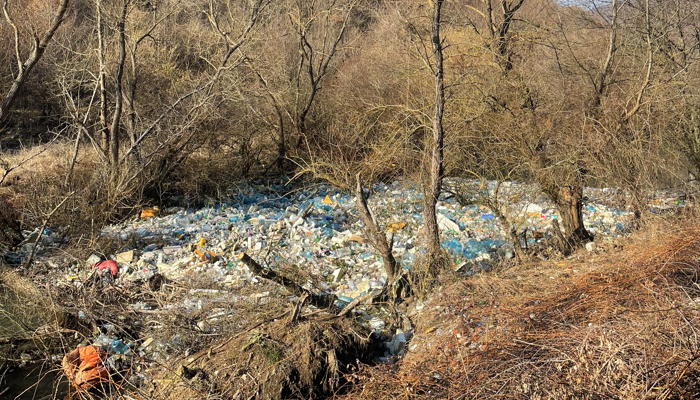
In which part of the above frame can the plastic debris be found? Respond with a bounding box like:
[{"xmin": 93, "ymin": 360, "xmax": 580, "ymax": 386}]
[
  {"xmin": 93, "ymin": 260, "xmax": 118, "ymax": 276},
  {"xmin": 140, "ymin": 207, "xmax": 160, "ymax": 220},
  {"xmin": 50, "ymin": 179, "xmax": 665, "ymax": 313},
  {"xmin": 385, "ymin": 329, "xmax": 412, "ymax": 357},
  {"xmin": 86, "ymin": 254, "xmax": 101, "ymax": 266},
  {"xmin": 437, "ymin": 214, "xmax": 461, "ymax": 232},
  {"xmin": 62, "ymin": 346, "xmax": 110, "ymax": 389},
  {"xmin": 387, "ymin": 222, "xmax": 407, "ymax": 232},
  {"xmin": 110, "ymin": 340, "xmax": 131, "ymax": 355},
  {"xmin": 116, "ymin": 250, "xmax": 134, "ymax": 263}
]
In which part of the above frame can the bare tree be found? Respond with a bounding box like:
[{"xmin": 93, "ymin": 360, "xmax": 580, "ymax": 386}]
[
  {"xmin": 423, "ymin": 0, "xmax": 446, "ymax": 263},
  {"xmin": 465, "ymin": 0, "xmax": 527, "ymax": 73},
  {"xmin": 289, "ymin": 0, "xmax": 357, "ymax": 149},
  {"xmin": 0, "ymin": 0, "xmax": 70, "ymax": 129}
]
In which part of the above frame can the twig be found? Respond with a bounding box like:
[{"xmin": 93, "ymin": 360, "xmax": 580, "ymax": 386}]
[
  {"xmin": 24, "ymin": 191, "xmax": 75, "ymax": 268},
  {"xmin": 338, "ymin": 290, "xmax": 382, "ymax": 317},
  {"xmin": 290, "ymin": 292, "xmax": 309, "ymax": 323}
]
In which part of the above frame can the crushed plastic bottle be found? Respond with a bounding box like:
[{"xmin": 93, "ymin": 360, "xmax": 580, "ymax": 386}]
[{"xmin": 110, "ymin": 340, "xmax": 131, "ymax": 355}]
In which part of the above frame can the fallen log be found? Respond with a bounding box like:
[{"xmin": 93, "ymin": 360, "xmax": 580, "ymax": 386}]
[{"xmin": 237, "ymin": 253, "xmax": 340, "ymax": 312}]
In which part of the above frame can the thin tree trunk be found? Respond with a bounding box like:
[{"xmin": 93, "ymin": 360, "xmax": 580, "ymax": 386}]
[
  {"xmin": 97, "ymin": 0, "xmax": 109, "ymax": 152},
  {"xmin": 249, "ymin": 64, "xmax": 286, "ymax": 169},
  {"xmin": 109, "ymin": 0, "xmax": 128, "ymax": 177},
  {"xmin": 355, "ymin": 173, "xmax": 400, "ymax": 286},
  {"xmin": 65, "ymin": 128, "xmax": 82, "ymax": 186},
  {"xmin": 125, "ymin": 49, "xmax": 143, "ymax": 165},
  {"xmin": 127, "ymin": 51, "xmax": 138, "ymax": 147},
  {"xmin": 0, "ymin": 0, "xmax": 70, "ymax": 128},
  {"xmin": 590, "ymin": 0, "xmax": 618, "ymax": 111},
  {"xmin": 491, "ymin": 205, "xmax": 526, "ymax": 259},
  {"xmin": 423, "ymin": 0, "xmax": 445, "ymax": 261},
  {"xmin": 24, "ymin": 192, "xmax": 74, "ymax": 268}
]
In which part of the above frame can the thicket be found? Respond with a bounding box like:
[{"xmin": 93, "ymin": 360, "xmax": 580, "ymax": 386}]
[{"xmin": 1, "ymin": 0, "xmax": 699, "ymax": 259}]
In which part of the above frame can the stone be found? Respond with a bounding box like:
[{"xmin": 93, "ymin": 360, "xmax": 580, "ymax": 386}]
[{"xmin": 585, "ymin": 242, "xmax": 596, "ymax": 252}]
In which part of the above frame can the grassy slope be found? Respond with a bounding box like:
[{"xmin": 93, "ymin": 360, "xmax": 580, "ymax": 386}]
[{"xmin": 343, "ymin": 212, "xmax": 700, "ymax": 399}]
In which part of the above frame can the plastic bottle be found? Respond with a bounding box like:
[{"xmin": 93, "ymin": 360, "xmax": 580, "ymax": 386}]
[
  {"xmin": 110, "ymin": 340, "xmax": 130, "ymax": 355},
  {"xmin": 443, "ymin": 239, "xmax": 462, "ymax": 256}
]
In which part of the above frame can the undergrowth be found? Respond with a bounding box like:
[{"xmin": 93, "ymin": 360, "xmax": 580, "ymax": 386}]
[{"xmin": 341, "ymin": 215, "xmax": 700, "ymax": 399}]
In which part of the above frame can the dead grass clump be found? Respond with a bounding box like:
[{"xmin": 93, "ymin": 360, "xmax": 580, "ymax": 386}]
[
  {"xmin": 0, "ymin": 268, "xmax": 60, "ymax": 340},
  {"xmin": 153, "ymin": 314, "xmax": 374, "ymax": 400},
  {"xmin": 341, "ymin": 218, "xmax": 700, "ymax": 399}
]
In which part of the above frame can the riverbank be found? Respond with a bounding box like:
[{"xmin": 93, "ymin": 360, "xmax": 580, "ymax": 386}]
[{"xmin": 1, "ymin": 183, "xmax": 698, "ymax": 399}]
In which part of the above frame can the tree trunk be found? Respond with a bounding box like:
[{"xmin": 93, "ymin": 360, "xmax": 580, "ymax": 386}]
[
  {"xmin": 0, "ymin": 0, "xmax": 70, "ymax": 129},
  {"xmin": 109, "ymin": 1, "xmax": 128, "ymax": 178},
  {"xmin": 554, "ymin": 185, "xmax": 592, "ymax": 247},
  {"xmin": 97, "ymin": 0, "xmax": 109, "ymax": 152},
  {"xmin": 238, "ymin": 252, "xmax": 339, "ymax": 312},
  {"xmin": 423, "ymin": 0, "xmax": 445, "ymax": 261},
  {"xmin": 276, "ymin": 117, "xmax": 286, "ymax": 170},
  {"xmin": 355, "ymin": 174, "xmax": 400, "ymax": 287},
  {"xmin": 491, "ymin": 205, "xmax": 526, "ymax": 259}
]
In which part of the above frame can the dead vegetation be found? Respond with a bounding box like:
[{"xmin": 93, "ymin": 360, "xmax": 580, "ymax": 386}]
[
  {"xmin": 152, "ymin": 316, "xmax": 374, "ymax": 400},
  {"xmin": 0, "ymin": 269, "xmax": 61, "ymax": 341},
  {"xmin": 340, "ymin": 214, "xmax": 700, "ymax": 399},
  {"xmin": 1, "ymin": 251, "xmax": 378, "ymax": 400},
  {"xmin": 2, "ymin": 0, "xmax": 700, "ymax": 398}
]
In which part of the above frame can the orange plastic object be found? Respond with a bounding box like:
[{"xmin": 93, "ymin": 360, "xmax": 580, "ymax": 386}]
[
  {"xmin": 62, "ymin": 345, "xmax": 109, "ymax": 389},
  {"xmin": 140, "ymin": 207, "xmax": 159, "ymax": 219},
  {"xmin": 194, "ymin": 248, "xmax": 206, "ymax": 261},
  {"xmin": 194, "ymin": 248, "xmax": 217, "ymax": 262}
]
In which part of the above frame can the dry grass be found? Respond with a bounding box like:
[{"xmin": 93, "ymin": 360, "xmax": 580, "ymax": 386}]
[
  {"xmin": 0, "ymin": 269, "xmax": 63, "ymax": 341},
  {"xmin": 341, "ymin": 216, "xmax": 700, "ymax": 399},
  {"xmin": 0, "ymin": 137, "xmax": 269, "ymax": 252},
  {"xmin": 0, "ymin": 142, "xmax": 76, "ymax": 185}
]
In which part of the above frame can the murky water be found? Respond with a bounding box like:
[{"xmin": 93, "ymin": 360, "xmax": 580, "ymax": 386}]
[{"xmin": 1, "ymin": 364, "xmax": 68, "ymax": 400}]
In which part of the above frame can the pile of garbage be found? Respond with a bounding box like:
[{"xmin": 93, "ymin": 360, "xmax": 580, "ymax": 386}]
[
  {"xmin": 2, "ymin": 179, "xmax": 692, "ymax": 395},
  {"xmin": 66, "ymin": 180, "xmax": 673, "ymax": 305}
]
